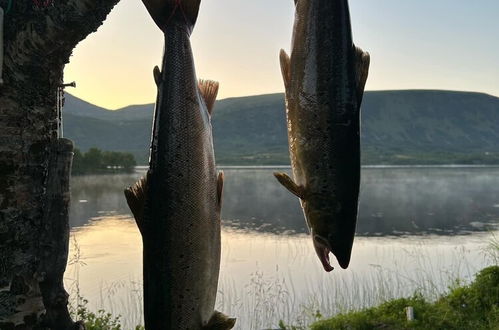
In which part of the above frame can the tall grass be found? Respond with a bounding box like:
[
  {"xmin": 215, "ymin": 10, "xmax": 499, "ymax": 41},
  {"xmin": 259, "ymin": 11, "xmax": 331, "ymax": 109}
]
[
  {"xmin": 66, "ymin": 235, "xmax": 143, "ymax": 329},
  {"xmin": 214, "ymin": 237, "xmax": 498, "ymax": 329},
  {"xmin": 65, "ymin": 233, "xmax": 498, "ymax": 329}
]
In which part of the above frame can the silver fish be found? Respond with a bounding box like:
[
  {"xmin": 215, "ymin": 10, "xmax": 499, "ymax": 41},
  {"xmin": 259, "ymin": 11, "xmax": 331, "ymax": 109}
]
[
  {"xmin": 275, "ymin": 0, "xmax": 370, "ymax": 272},
  {"xmin": 125, "ymin": 0, "xmax": 235, "ymax": 328}
]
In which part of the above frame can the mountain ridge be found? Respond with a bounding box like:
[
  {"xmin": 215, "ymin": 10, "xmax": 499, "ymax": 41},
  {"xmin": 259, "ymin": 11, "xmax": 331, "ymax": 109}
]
[
  {"xmin": 66, "ymin": 89, "xmax": 499, "ymax": 116},
  {"xmin": 63, "ymin": 90, "xmax": 499, "ymax": 165}
]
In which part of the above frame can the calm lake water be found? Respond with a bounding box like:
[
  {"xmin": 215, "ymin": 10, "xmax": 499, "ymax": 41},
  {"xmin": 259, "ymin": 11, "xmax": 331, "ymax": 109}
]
[{"xmin": 66, "ymin": 167, "xmax": 499, "ymax": 329}]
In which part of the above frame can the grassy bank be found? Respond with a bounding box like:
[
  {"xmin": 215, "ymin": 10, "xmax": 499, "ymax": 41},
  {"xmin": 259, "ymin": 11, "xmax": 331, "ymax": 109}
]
[
  {"xmin": 66, "ymin": 233, "xmax": 499, "ymax": 329},
  {"xmin": 306, "ymin": 266, "xmax": 499, "ymax": 330}
]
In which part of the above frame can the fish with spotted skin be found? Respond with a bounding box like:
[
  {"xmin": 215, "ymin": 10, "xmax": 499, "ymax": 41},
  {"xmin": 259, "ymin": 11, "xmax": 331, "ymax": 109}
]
[
  {"xmin": 275, "ymin": 0, "xmax": 370, "ymax": 272},
  {"xmin": 124, "ymin": 0, "xmax": 235, "ymax": 329}
]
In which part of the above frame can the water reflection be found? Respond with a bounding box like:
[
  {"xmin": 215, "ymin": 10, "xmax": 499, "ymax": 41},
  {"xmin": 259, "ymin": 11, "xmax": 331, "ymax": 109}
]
[
  {"xmin": 70, "ymin": 167, "xmax": 499, "ymax": 235},
  {"xmin": 67, "ymin": 216, "xmax": 497, "ymax": 329}
]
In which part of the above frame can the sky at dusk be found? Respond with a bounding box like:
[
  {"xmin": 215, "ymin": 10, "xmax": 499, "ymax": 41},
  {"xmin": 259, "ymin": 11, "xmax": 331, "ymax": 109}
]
[{"xmin": 64, "ymin": 0, "xmax": 499, "ymax": 109}]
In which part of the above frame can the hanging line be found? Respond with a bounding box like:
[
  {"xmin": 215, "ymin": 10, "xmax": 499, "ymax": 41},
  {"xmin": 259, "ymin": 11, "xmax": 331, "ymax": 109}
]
[{"xmin": 0, "ymin": 6, "xmax": 4, "ymax": 84}]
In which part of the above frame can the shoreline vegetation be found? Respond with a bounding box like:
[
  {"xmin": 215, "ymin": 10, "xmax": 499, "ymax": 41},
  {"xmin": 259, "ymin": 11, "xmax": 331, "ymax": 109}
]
[
  {"xmin": 70, "ymin": 265, "xmax": 499, "ymax": 330},
  {"xmin": 125, "ymin": 151, "xmax": 499, "ymax": 167},
  {"xmin": 362, "ymin": 150, "xmax": 499, "ymax": 166},
  {"xmin": 67, "ymin": 236, "xmax": 499, "ymax": 330},
  {"xmin": 72, "ymin": 148, "xmax": 136, "ymax": 175},
  {"xmin": 307, "ymin": 265, "xmax": 499, "ymax": 330},
  {"xmin": 214, "ymin": 151, "xmax": 499, "ymax": 167}
]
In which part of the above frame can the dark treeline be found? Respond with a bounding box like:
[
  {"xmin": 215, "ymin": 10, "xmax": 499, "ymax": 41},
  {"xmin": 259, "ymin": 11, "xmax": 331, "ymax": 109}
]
[{"xmin": 73, "ymin": 148, "xmax": 137, "ymax": 175}]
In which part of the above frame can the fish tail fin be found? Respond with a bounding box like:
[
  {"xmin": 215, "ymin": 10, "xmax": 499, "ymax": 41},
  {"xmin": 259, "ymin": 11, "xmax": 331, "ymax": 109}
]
[
  {"xmin": 279, "ymin": 49, "xmax": 291, "ymax": 89},
  {"xmin": 124, "ymin": 174, "xmax": 148, "ymax": 231},
  {"xmin": 198, "ymin": 79, "xmax": 220, "ymax": 115},
  {"xmin": 141, "ymin": 0, "xmax": 201, "ymax": 32},
  {"xmin": 203, "ymin": 310, "xmax": 236, "ymax": 330},
  {"xmin": 354, "ymin": 45, "xmax": 370, "ymax": 108}
]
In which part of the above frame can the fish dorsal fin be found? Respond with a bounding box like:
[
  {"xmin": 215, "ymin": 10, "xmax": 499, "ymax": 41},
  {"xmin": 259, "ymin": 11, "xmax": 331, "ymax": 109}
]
[
  {"xmin": 153, "ymin": 65, "xmax": 162, "ymax": 86},
  {"xmin": 354, "ymin": 46, "xmax": 370, "ymax": 108},
  {"xmin": 124, "ymin": 174, "xmax": 149, "ymax": 233},
  {"xmin": 202, "ymin": 310, "xmax": 236, "ymax": 330},
  {"xmin": 274, "ymin": 172, "xmax": 305, "ymax": 199},
  {"xmin": 198, "ymin": 79, "xmax": 220, "ymax": 115},
  {"xmin": 279, "ymin": 49, "xmax": 291, "ymax": 89},
  {"xmin": 216, "ymin": 171, "xmax": 224, "ymax": 213}
]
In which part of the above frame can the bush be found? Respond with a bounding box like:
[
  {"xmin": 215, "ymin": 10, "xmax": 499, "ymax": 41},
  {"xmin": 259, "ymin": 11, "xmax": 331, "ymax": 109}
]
[
  {"xmin": 75, "ymin": 298, "xmax": 144, "ymax": 330},
  {"xmin": 75, "ymin": 299, "xmax": 122, "ymax": 330}
]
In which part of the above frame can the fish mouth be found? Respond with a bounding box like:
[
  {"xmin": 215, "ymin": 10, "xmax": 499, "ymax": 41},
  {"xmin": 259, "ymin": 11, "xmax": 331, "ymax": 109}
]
[{"xmin": 313, "ymin": 235, "xmax": 334, "ymax": 272}]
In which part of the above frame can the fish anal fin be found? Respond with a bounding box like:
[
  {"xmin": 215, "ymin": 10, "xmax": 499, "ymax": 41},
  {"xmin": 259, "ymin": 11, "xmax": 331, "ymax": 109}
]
[
  {"xmin": 202, "ymin": 310, "xmax": 236, "ymax": 330},
  {"xmin": 216, "ymin": 171, "xmax": 224, "ymax": 213},
  {"xmin": 354, "ymin": 45, "xmax": 370, "ymax": 108},
  {"xmin": 273, "ymin": 172, "xmax": 305, "ymax": 199},
  {"xmin": 199, "ymin": 79, "xmax": 220, "ymax": 116},
  {"xmin": 124, "ymin": 174, "xmax": 148, "ymax": 232},
  {"xmin": 279, "ymin": 49, "xmax": 291, "ymax": 89},
  {"xmin": 153, "ymin": 66, "xmax": 162, "ymax": 86}
]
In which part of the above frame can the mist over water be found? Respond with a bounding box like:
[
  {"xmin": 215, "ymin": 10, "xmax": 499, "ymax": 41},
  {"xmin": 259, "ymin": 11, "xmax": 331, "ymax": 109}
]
[
  {"xmin": 67, "ymin": 167, "xmax": 499, "ymax": 329},
  {"xmin": 70, "ymin": 167, "xmax": 499, "ymax": 235}
]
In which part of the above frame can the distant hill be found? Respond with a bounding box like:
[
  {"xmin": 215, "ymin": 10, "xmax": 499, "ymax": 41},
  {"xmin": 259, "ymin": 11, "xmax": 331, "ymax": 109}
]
[{"xmin": 63, "ymin": 90, "xmax": 499, "ymax": 165}]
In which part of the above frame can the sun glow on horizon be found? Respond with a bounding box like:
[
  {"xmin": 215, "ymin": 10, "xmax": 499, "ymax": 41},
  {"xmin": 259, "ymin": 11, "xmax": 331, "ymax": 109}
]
[{"xmin": 64, "ymin": 0, "xmax": 499, "ymax": 110}]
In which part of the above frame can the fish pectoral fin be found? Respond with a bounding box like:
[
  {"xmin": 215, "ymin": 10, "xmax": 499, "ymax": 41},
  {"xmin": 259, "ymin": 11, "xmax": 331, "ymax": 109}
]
[
  {"xmin": 124, "ymin": 174, "xmax": 149, "ymax": 231},
  {"xmin": 273, "ymin": 172, "xmax": 305, "ymax": 199},
  {"xmin": 216, "ymin": 171, "xmax": 224, "ymax": 212},
  {"xmin": 279, "ymin": 49, "xmax": 291, "ymax": 89},
  {"xmin": 198, "ymin": 79, "xmax": 220, "ymax": 116},
  {"xmin": 354, "ymin": 45, "xmax": 370, "ymax": 108},
  {"xmin": 203, "ymin": 310, "xmax": 236, "ymax": 330},
  {"xmin": 153, "ymin": 65, "xmax": 162, "ymax": 86}
]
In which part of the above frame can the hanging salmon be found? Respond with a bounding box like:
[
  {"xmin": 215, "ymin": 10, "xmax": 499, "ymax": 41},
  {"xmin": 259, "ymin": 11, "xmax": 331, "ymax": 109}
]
[
  {"xmin": 275, "ymin": 0, "xmax": 370, "ymax": 272},
  {"xmin": 125, "ymin": 0, "xmax": 235, "ymax": 328}
]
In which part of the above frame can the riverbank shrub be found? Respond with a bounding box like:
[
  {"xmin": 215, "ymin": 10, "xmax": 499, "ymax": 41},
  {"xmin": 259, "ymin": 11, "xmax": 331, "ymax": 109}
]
[
  {"xmin": 74, "ymin": 298, "xmax": 144, "ymax": 330},
  {"xmin": 309, "ymin": 266, "xmax": 499, "ymax": 330}
]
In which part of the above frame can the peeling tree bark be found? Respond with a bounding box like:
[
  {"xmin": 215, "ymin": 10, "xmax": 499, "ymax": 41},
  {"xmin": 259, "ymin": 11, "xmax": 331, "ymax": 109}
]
[{"xmin": 0, "ymin": 1, "xmax": 119, "ymax": 328}]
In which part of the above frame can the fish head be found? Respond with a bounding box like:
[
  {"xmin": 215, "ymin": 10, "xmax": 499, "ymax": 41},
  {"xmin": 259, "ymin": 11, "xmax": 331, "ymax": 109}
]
[{"xmin": 303, "ymin": 198, "xmax": 357, "ymax": 271}]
